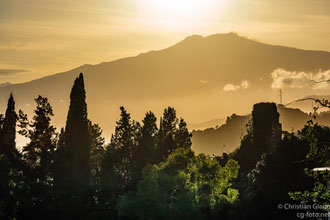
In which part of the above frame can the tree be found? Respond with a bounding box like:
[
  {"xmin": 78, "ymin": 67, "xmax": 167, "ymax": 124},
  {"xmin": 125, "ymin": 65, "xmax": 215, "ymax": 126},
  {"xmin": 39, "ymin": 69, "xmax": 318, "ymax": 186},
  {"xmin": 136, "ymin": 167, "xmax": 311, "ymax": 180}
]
[
  {"xmin": 289, "ymin": 123, "xmax": 330, "ymax": 208},
  {"xmin": 0, "ymin": 154, "xmax": 27, "ymax": 219},
  {"xmin": 106, "ymin": 106, "xmax": 140, "ymax": 190},
  {"xmin": 244, "ymin": 133, "xmax": 311, "ymax": 219},
  {"xmin": 89, "ymin": 121, "xmax": 105, "ymax": 180},
  {"xmin": 176, "ymin": 118, "xmax": 192, "ymax": 149},
  {"xmin": 287, "ymin": 97, "xmax": 330, "ymax": 208},
  {"xmin": 0, "ymin": 94, "xmax": 18, "ymax": 162},
  {"xmin": 118, "ymin": 148, "xmax": 240, "ymax": 219},
  {"xmin": 156, "ymin": 107, "xmax": 178, "ymax": 162},
  {"xmin": 19, "ymin": 96, "xmax": 57, "ymax": 183},
  {"xmin": 135, "ymin": 111, "xmax": 158, "ymax": 168},
  {"xmin": 62, "ymin": 73, "xmax": 91, "ymax": 190},
  {"xmin": 98, "ymin": 106, "xmax": 140, "ymax": 217},
  {"xmin": 53, "ymin": 73, "xmax": 92, "ymax": 219}
]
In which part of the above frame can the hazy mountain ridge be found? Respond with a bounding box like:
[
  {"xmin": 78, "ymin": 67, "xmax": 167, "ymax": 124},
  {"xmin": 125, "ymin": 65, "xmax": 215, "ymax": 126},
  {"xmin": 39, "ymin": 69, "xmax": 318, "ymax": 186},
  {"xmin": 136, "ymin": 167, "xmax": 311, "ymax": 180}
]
[
  {"xmin": 0, "ymin": 82, "xmax": 12, "ymax": 88},
  {"xmin": 188, "ymin": 118, "xmax": 226, "ymax": 131},
  {"xmin": 192, "ymin": 114, "xmax": 250, "ymax": 155},
  {"xmin": 192, "ymin": 105, "xmax": 330, "ymax": 155},
  {"xmin": 1, "ymin": 32, "xmax": 330, "ymax": 141}
]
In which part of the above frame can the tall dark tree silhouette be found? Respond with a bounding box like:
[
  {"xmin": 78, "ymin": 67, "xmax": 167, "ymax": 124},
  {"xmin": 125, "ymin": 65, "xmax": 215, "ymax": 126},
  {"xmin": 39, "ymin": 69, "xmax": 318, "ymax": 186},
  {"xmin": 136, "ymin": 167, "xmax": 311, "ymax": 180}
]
[
  {"xmin": 66, "ymin": 73, "xmax": 91, "ymax": 188},
  {"xmin": 54, "ymin": 73, "xmax": 91, "ymax": 199},
  {"xmin": 156, "ymin": 107, "xmax": 178, "ymax": 162},
  {"xmin": 14, "ymin": 96, "xmax": 58, "ymax": 219},
  {"xmin": 176, "ymin": 118, "xmax": 192, "ymax": 149},
  {"xmin": 89, "ymin": 121, "xmax": 105, "ymax": 186},
  {"xmin": 99, "ymin": 107, "xmax": 140, "ymax": 217},
  {"xmin": 0, "ymin": 94, "xmax": 18, "ymax": 162},
  {"xmin": 131, "ymin": 111, "xmax": 158, "ymax": 185},
  {"xmin": 107, "ymin": 106, "xmax": 140, "ymax": 190},
  {"xmin": 135, "ymin": 111, "xmax": 158, "ymax": 166},
  {"xmin": 20, "ymin": 96, "xmax": 56, "ymax": 183}
]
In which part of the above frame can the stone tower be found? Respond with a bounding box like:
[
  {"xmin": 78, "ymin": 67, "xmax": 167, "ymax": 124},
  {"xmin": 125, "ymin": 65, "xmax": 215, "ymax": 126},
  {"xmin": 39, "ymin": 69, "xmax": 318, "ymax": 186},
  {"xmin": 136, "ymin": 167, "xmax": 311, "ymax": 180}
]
[{"xmin": 252, "ymin": 102, "xmax": 282, "ymax": 153}]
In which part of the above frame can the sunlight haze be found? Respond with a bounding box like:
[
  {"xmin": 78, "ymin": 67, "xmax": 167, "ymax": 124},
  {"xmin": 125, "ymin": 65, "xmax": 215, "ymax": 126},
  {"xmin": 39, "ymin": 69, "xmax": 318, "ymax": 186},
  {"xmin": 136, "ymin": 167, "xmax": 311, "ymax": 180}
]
[{"xmin": 0, "ymin": 0, "xmax": 330, "ymax": 83}]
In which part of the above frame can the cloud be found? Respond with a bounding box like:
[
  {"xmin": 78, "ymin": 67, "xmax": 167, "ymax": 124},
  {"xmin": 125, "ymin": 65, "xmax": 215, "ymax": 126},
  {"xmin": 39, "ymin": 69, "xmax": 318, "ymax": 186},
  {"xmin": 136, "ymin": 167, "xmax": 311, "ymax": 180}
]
[
  {"xmin": 223, "ymin": 84, "xmax": 240, "ymax": 92},
  {"xmin": 241, "ymin": 80, "xmax": 250, "ymax": 89},
  {"xmin": 0, "ymin": 69, "xmax": 29, "ymax": 76},
  {"xmin": 271, "ymin": 68, "xmax": 330, "ymax": 89},
  {"xmin": 223, "ymin": 80, "xmax": 250, "ymax": 92}
]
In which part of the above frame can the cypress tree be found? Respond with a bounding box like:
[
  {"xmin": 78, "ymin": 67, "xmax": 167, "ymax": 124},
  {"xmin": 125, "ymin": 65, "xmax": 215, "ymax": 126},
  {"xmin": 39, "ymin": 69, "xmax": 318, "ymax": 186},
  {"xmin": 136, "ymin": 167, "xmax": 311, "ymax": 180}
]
[
  {"xmin": 0, "ymin": 94, "xmax": 18, "ymax": 160},
  {"xmin": 57, "ymin": 73, "xmax": 91, "ymax": 193}
]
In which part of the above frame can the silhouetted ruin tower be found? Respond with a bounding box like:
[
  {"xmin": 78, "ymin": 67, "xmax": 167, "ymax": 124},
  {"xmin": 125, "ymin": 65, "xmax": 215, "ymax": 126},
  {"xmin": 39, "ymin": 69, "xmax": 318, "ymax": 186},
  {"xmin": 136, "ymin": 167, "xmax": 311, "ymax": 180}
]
[{"xmin": 252, "ymin": 103, "xmax": 282, "ymax": 153}]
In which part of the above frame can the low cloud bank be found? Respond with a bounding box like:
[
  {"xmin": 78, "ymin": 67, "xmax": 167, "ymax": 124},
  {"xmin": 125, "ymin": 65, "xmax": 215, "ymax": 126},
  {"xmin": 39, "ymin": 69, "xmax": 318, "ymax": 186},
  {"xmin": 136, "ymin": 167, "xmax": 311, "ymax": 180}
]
[
  {"xmin": 223, "ymin": 80, "xmax": 250, "ymax": 92},
  {"xmin": 271, "ymin": 68, "xmax": 330, "ymax": 89}
]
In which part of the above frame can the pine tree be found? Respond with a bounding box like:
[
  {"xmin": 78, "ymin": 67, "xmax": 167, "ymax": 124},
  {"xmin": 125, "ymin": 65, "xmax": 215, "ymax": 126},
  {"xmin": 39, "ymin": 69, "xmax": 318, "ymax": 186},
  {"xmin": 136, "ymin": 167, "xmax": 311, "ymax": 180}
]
[
  {"xmin": 89, "ymin": 121, "xmax": 105, "ymax": 183},
  {"xmin": 20, "ymin": 96, "xmax": 56, "ymax": 182},
  {"xmin": 109, "ymin": 107, "xmax": 140, "ymax": 187},
  {"xmin": 100, "ymin": 106, "xmax": 140, "ymax": 207},
  {"xmin": 0, "ymin": 94, "xmax": 18, "ymax": 161},
  {"xmin": 176, "ymin": 118, "xmax": 192, "ymax": 149},
  {"xmin": 136, "ymin": 111, "xmax": 158, "ymax": 166},
  {"xmin": 156, "ymin": 107, "xmax": 178, "ymax": 161}
]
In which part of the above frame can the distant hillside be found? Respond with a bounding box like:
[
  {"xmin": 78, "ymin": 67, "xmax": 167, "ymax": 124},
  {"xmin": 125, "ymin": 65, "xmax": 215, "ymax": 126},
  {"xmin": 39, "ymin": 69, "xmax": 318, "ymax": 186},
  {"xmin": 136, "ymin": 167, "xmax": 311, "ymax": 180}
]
[
  {"xmin": 188, "ymin": 118, "xmax": 226, "ymax": 131},
  {"xmin": 1, "ymin": 33, "xmax": 330, "ymax": 141},
  {"xmin": 192, "ymin": 105, "xmax": 330, "ymax": 155},
  {"xmin": 192, "ymin": 114, "xmax": 250, "ymax": 155},
  {"xmin": 288, "ymin": 95, "xmax": 330, "ymax": 113},
  {"xmin": 0, "ymin": 82, "xmax": 12, "ymax": 88}
]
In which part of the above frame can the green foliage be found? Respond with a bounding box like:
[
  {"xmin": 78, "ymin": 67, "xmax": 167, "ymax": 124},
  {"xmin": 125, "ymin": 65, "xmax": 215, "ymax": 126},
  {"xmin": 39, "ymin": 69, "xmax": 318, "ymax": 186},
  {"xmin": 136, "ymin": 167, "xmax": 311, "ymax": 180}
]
[
  {"xmin": 298, "ymin": 123, "xmax": 330, "ymax": 166},
  {"xmin": 289, "ymin": 121, "xmax": 330, "ymax": 207},
  {"xmin": 0, "ymin": 154, "xmax": 27, "ymax": 219},
  {"xmin": 3, "ymin": 74, "xmax": 329, "ymax": 219},
  {"xmin": 156, "ymin": 107, "xmax": 192, "ymax": 163},
  {"xmin": 98, "ymin": 106, "xmax": 141, "ymax": 218},
  {"xmin": 105, "ymin": 106, "xmax": 140, "ymax": 190},
  {"xmin": 117, "ymin": 148, "xmax": 239, "ymax": 219},
  {"xmin": 289, "ymin": 169, "xmax": 330, "ymax": 205},
  {"xmin": 176, "ymin": 118, "xmax": 192, "ymax": 149}
]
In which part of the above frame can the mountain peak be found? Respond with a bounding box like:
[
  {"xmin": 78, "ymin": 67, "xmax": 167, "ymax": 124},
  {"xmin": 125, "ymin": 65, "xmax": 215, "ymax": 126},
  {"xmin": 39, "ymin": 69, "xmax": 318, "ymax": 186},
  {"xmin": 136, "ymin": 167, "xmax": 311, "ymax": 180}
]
[
  {"xmin": 177, "ymin": 32, "xmax": 251, "ymax": 48},
  {"xmin": 183, "ymin": 34, "xmax": 204, "ymax": 41}
]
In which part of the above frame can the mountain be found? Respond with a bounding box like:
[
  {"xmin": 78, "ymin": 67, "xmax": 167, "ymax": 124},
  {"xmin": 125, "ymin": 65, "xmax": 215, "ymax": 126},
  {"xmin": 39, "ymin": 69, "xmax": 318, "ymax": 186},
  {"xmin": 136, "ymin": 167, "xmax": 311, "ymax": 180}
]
[
  {"xmin": 1, "ymin": 32, "xmax": 330, "ymax": 143},
  {"xmin": 0, "ymin": 82, "xmax": 12, "ymax": 88},
  {"xmin": 188, "ymin": 118, "xmax": 226, "ymax": 131},
  {"xmin": 288, "ymin": 95, "xmax": 330, "ymax": 112},
  {"xmin": 191, "ymin": 105, "xmax": 330, "ymax": 155},
  {"xmin": 192, "ymin": 114, "xmax": 250, "ymax": 155}
]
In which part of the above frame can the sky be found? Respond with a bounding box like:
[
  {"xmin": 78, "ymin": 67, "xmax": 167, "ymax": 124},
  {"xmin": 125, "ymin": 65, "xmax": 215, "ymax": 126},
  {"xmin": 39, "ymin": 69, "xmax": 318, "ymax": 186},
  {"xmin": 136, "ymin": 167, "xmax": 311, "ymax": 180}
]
[{"xmin": 0, "ymin": 0, "xmax": 330, "ymax": 84}]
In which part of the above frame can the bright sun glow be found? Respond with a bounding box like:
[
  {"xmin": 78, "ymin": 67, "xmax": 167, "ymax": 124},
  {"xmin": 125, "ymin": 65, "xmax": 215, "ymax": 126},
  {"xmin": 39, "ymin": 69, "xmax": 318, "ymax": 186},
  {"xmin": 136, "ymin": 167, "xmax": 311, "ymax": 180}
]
[{"xmin": 138, "ymin": 0, "xmax": 227, "ymax": 30}]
